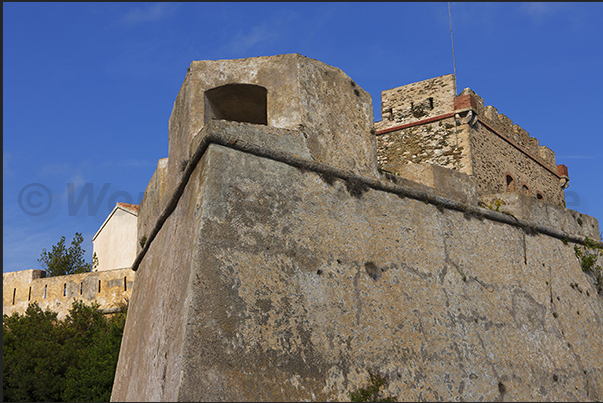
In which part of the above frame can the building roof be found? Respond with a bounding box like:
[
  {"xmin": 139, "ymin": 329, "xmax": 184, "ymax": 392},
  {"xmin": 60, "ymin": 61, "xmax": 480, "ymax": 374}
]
[{"xmin": 117, "ymin": 202, "xmax": 139, "ymax": 214}]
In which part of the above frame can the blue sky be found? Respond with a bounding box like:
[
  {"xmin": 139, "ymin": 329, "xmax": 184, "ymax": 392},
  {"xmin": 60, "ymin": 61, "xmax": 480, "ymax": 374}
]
[{"xmin": 3, "ymin": 2, "xmax": 602, "ymax": 273}]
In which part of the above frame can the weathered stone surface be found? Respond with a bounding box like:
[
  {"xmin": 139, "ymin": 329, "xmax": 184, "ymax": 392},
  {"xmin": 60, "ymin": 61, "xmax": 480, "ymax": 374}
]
[
  {"xmin": 112, "ymin": 140, "xmax": 603, "ymax": 402},
  {"xmin": 377, "ymin": 117, "xmax": 464, "ymax": 172},
  {"xmin": 468, "ymin": 117, "xmax": 565, "ymax": 206}
]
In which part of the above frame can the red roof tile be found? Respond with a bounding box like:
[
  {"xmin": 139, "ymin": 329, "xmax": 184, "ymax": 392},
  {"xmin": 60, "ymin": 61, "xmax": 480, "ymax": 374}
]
[{"xmin": 117, "ymin": 202, "xmax": 139, "ymax": 214}]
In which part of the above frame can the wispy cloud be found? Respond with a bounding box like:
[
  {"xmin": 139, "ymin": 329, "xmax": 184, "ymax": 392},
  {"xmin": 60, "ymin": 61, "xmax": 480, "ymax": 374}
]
[
  {"xmin": 3, "ymin": 227, "xmax": 50, "ymax": 271},
  {"xmin": 222, "ymin": 23, "xmax": 280, "ymax": 56},
  {"xmin": 519, "ymin": 2, "xmax": 595, "ymax": 32},
  {"xmin": 218, "ymin": 6, "xmax": 310, "ymax": 57},
  {"xmin": 2, "ymin": 203, "xmax": 70, "ymax": 272},
  {"xmin": 3, "ymin": 151, "xmax": 12, "ymax": 176},
  {"xmin": 69, "ymin": 173, "xmax": 87, "ymax": 190},
  {"xmin": 557, "ymin": 155, "xmax": 597, "ymax": 160},
  {"xmin": 102, "ymin": 36, "xmax": 173, "ymax": 79},
  {"xmin": 120, "ymin": 3, "xmax": 176, "ymax": 26},
  {"xmin": 112, "ymin": 158, "xmax": 156, "ymax": 168},
  {"xmin": 448, "ymin": 2, "xmax": 500, "ymax": 28},
  {"xmin": 519, "ymin": 2, "xmax": 566, "ymax": 21},
  {"xmin": 2, "ymin": 206, "xmax": 98, "ymax": 272},
  {"xmin": 59, "ymin": 172, "xmax": 87, "ymax": 203},
  {"xmin": 450, "ymin": 2, "xmax": 573, "ymax": 31},
  {"xmin": 39, "ymin": 162, "xmax": 71, "ymax": 176}
]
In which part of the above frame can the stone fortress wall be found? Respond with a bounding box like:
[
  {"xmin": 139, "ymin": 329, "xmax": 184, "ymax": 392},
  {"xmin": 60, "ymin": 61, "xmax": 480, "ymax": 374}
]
[
  {"xmin": 375, "ymin": 74, "xmax": 569, "ymax": 206},
  {"xmin": 3, "ymin": 267, "xmax": 134, "ymax": 320},
  {"xmin": 111, "ymin": 54, "xmax": 603, "ymax": 402}
]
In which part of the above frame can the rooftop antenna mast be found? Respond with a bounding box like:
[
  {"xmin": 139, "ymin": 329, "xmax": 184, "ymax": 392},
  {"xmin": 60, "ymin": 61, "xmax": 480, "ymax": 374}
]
[
  {"xmin": 448, "ymin": 2, "xmax": 461, "ymax": 170},
  {"xmin": 448, "ymin": 2, "xmax": 458, "ymax": 96}
]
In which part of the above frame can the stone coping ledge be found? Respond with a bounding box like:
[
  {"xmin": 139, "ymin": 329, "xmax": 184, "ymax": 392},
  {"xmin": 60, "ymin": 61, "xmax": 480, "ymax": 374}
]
[{"xmin": 132, "ymin": 120, "xmax": 602, "ymax": 272}]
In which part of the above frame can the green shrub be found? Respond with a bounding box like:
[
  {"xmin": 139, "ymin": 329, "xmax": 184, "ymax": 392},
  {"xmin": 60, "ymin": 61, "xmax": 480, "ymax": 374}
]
[
  {"xmin": 3, "ymin": 300, "xmax": 127, "ymax": 402},
  {"xmin": 350, "ymin": 369, "xmax": 397, "ymax": 402}
]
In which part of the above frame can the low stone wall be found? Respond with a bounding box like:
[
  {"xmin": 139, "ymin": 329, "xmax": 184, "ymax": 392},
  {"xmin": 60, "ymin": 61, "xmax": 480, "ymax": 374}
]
[{"xmin": 3, "ymin": 267, "xmax": 134, "ymax": 320}]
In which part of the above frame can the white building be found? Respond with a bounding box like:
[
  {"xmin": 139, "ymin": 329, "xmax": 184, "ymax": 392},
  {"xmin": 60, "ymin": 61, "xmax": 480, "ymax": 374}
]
[{"xmin": 92, "ymin": 202, "xmax": 138, "ymax": 272}]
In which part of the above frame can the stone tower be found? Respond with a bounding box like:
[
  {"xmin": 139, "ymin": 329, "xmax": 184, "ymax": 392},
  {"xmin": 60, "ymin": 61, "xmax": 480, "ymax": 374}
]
[{"xmin": 375, "ymin": 74, "xmax": 569, "ymax": 207}]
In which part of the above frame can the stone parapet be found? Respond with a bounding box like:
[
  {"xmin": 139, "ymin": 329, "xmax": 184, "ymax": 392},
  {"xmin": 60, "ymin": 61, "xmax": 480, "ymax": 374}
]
[
  {"xmin": 377, "ymin": 83, "xmax": 560, "ymax": 177},
  {"xmin": 376, "ymin": 116, "xmax": 462, "ymax": 173},
  {"xmin": 375, "ymin": 77, "xmax": 567, "ymax": 206},
  {"xmin": 3, "ymin": 269, "xmax": 46, "ymax": 308},
  {"xmin": 479, "ymin": 192, "xmax": 600, "ymax": 241}
]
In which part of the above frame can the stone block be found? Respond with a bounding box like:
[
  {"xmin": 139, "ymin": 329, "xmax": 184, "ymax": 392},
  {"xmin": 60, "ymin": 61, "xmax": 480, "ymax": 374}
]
[
  {"xmin": 483, "ymin": 105, "xmax": 498, "ymax": 121},
  {"xmin": 512, "ymin": 124, "xmax": 530, "ymax": 148},
  {"xmin": 497, "ymin": 113, "xmax": 513, "ymax": 131},
  {"xmin": 453, "ymin": 93, "xmax": 478, "ymax": 111},
  {"xmin": 389, "ymin": 163, "xmax": 477, "ymax": 205},
  {"xmin": 458, "ymin": 88, "xmax": 484, "ymax": 110},
  {"xmin": 528, "ymin": 136, "xmax": 540, "ymax": 157}
]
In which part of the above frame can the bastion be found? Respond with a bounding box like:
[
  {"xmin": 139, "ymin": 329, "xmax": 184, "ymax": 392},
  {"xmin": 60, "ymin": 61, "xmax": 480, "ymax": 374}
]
[{"xmin": 111, "ymin": 54, "xmax": 602, "ymax": 401}]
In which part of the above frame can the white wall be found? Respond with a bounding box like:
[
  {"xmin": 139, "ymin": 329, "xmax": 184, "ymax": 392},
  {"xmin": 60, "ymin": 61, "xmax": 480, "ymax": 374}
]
[{"xmin": 93, "ymin": 208, "xmax": 138, "ymax": 271}]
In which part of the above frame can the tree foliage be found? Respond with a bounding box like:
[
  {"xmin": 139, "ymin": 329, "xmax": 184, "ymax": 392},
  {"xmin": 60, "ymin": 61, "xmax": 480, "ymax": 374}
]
[
  {"xmin": 38, "ymin": 232, "xmax": 95, "ymax": 277},
  {"xmin": 3, "ymin": 300, "xmax": 127, "ymax": 402}
]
